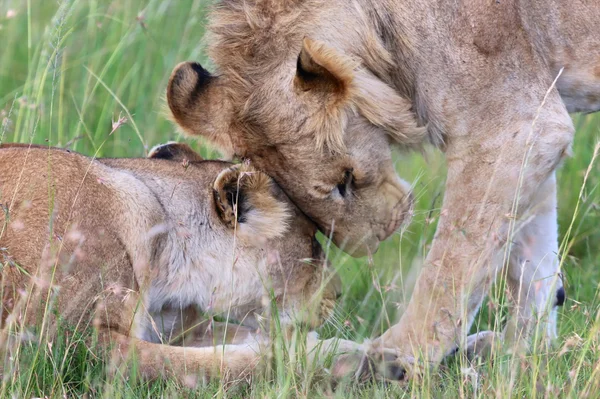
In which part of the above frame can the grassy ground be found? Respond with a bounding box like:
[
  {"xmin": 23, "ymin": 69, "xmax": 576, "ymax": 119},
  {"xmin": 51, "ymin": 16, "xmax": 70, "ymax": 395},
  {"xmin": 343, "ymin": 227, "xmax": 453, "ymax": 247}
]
[{"xmin": 1, "ymin": 0, "xmax": 600, "ymax": 397}]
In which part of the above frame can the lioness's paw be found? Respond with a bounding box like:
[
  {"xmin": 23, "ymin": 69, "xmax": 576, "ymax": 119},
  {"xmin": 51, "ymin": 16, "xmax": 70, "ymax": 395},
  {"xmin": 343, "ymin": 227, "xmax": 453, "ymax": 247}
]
[
  {"xmin": 465, "ymin": 330, "xmax": 500, "ymax": 360},
  {"xmin": 330, "ymin": 347, "xmax": 409, "ymax": 384}
]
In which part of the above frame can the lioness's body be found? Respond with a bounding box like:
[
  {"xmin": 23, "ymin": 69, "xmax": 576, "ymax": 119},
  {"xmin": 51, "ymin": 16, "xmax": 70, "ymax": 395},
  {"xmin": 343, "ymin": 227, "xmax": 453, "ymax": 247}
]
[
  {"xmin": 167, "ymin": 0, "xmax": 597, "ymax": 378},
  {"xmin": 0, "ymin": 144, "xmax": 354, "ymax": 383}
]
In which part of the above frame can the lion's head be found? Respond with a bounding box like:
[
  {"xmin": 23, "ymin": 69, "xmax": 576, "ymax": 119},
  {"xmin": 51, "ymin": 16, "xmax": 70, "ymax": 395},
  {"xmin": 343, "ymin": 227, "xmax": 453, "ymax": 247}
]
[{"xmin": 167, "ymin": 3, "xmax": 426, "ymax": 256}]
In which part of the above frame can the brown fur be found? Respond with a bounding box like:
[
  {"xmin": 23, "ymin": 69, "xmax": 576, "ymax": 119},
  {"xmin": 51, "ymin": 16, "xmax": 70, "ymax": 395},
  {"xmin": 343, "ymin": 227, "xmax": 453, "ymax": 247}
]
[
  {"xmin": 166, "ymin": 0, "xmax": 598, "ymax": 379},
  {"xmin": 0, "ymin": 143, "xmax": 381, "ymax": 384},
  {"xmin": 167, "ymin": 58, "xmax": 417, "ymax": 256},
  {"xmin": 148, "ymin": 141, "xmax": 205, "ymax": 162}
]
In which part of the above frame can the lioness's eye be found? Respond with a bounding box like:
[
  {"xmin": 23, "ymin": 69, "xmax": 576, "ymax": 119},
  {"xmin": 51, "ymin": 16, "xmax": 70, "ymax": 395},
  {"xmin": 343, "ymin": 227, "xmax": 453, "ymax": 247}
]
[{"xmin": 335, "ymin": 169, "xmax": 353, "ymax": 198}]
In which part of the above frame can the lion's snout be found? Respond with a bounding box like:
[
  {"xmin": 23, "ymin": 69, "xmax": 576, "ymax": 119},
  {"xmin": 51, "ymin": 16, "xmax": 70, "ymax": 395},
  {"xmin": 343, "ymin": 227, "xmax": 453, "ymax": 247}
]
[
  {"xmin": 383, "ymin": 190, "xmax": 414, "ymax": 239},
  {"xmin": 378, "ymin": 175, "xmax": 414, "ymax": 241}
]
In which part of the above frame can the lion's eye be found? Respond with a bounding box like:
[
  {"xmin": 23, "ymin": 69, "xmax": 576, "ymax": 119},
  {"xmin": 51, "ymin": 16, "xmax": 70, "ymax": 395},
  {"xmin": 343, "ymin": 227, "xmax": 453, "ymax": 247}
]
[{"xmin": 335, "ymin": 169, "xmax": 353, "ymax": 198}]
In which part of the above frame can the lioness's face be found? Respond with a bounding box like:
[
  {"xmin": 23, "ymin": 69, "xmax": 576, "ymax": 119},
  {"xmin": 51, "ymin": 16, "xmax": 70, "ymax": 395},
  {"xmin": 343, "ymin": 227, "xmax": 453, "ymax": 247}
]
[
  {"xmin": 149, "ymin": 144, "xmax": 340, "ymax": 328},
  {"xmin": 201, "ymin": 159, "xmax": 341, "ymax": 329},
  {"xmin": 168, "ymin": 39, "xmax": 424, "ymax": 256}
]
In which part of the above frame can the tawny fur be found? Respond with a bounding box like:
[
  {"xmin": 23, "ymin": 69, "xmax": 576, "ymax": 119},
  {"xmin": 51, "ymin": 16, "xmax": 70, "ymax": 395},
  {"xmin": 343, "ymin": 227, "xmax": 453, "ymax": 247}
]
[
  {"xmin": 0, "ymin": 143, "xmax": 374, "ymax": 385},
  {"xmin": 166, "ymin": 0, "xmax": 595, "ymax": 379}
]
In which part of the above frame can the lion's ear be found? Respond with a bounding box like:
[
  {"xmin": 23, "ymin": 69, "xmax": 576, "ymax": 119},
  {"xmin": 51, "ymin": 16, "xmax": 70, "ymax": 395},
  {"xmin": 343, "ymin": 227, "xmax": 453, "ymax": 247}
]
[
  {"xmin": 295, "ymin": 39, "xmax": 358, "ymax": 153},
  {"xmin": 213, "ymin": 165, "xmax": 290, "ymax": 243},
  {"xmin": 295, "ymin": 39, "xmax": 426, "ymax": 149},
  {"xmin": 295, "ymin": 38, "xmax": 356, "ymax": 100},
  {"xmin": 351, "ymin": 71, "xmax": 428, "ymax": 149},
  {"xmin": 167, "ymin": 62, "xmax": 234, "ymax": 157},
  {"xmin": 148, "ymin": 142, "xmax": 204, "ymax": 162}
]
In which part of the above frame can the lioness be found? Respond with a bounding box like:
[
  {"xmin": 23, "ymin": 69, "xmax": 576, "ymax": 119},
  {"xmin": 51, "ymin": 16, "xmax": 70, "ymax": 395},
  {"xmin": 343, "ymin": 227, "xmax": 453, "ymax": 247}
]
[
  {"xmin": 166, "ymin": 0, "xmax": 590, "ymax": 378},
  {"xmin": 0, "ymin": 143, "xmax": 379, "ymax": 384}
]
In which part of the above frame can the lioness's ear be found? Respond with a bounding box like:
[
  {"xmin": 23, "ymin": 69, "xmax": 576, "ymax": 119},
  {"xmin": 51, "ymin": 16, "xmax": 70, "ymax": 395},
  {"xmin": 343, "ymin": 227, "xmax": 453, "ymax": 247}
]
[
  {"xmin": 167, "ymin": 62, "xmax": 234, "ymax": 156},
  {"xmin": 295, "ymin": 38, "xmax": 356, "ymax": 100},
  {"xmin": 148, "ymin": 142, "xmax": 204, "ymax": 162},
  {"xmin": 213, "ymin": 165, "xmax": 290, "ymax": 243}
]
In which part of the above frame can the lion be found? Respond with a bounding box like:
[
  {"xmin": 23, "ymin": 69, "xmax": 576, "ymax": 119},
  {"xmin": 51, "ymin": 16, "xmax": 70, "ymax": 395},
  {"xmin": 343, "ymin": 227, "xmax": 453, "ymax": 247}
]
[
  {"xmin": 165, "ymin": 0, "xmax": 590, "ymax": 378},
  {"xmin": 0, "ymin": 143, "xmax": 389, "ymax": 385}
]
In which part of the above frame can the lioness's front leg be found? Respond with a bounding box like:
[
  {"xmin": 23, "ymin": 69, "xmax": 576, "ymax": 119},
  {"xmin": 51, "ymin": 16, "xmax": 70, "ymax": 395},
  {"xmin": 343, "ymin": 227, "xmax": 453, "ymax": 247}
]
[
  {"xmin": 373, "ymin": 89, "xmax": 574, "ymax": 375},
  {"xmin": 180, "ymin": 322, "xmax": 398, "ymax": 382},
  {"xmin": 107, "ymin": 330, "xmax": 264, "ymax": 385}
]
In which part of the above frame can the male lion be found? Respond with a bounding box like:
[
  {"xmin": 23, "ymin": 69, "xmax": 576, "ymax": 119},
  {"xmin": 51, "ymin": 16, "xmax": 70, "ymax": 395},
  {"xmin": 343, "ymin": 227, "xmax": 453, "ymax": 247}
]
[
  {"xmin": 166, "ymin": 0, "xmax": 589, "ymax": 378},
  {"xmin": 0, "ymin": 143, "xmax": 383, "ymax": 385}
]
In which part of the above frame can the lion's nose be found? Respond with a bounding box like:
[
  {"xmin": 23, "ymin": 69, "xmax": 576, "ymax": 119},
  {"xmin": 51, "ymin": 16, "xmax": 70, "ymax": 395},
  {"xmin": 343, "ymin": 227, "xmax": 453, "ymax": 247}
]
[{"xmin": 336, "ymin": 292, "xmax": 343, "ymax": 300}]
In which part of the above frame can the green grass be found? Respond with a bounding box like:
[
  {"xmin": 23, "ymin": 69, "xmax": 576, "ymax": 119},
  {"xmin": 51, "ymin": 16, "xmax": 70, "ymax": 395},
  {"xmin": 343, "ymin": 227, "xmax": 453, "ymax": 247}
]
[{"xmin": 1, "ymin": 0, "xmax": 600, "ymax": 397}]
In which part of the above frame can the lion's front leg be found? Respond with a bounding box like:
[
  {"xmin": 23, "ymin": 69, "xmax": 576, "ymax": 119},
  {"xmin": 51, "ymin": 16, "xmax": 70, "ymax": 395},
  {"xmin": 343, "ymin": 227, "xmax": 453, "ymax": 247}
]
[
  {"xmin": 465, "ymin": 174, "xmax": 565, "ymax": 359},
  {"xmin": 372, "ymin": 93, "xmax": 574, "ymax": 376}
]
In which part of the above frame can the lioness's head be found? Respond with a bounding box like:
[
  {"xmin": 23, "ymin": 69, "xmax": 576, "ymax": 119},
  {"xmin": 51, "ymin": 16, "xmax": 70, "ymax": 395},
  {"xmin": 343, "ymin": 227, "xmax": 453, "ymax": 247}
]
[
  {"xmin": 167, "ymin": 9, "xmax": 425, "ymax": 256},
  {"xmin": 212, "ymin": 162, "xmax": 341, "ymax": 329},
  {"xmin": 149, "ymin": 143, "xmax": 341, "ymax": 329}
]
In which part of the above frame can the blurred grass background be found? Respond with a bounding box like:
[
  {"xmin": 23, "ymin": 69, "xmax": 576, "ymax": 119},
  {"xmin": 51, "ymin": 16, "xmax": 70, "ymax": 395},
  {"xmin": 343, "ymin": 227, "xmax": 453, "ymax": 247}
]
[{"xmin": 1, "ymin": 0, "xmax": 600, "ymax": 397}]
